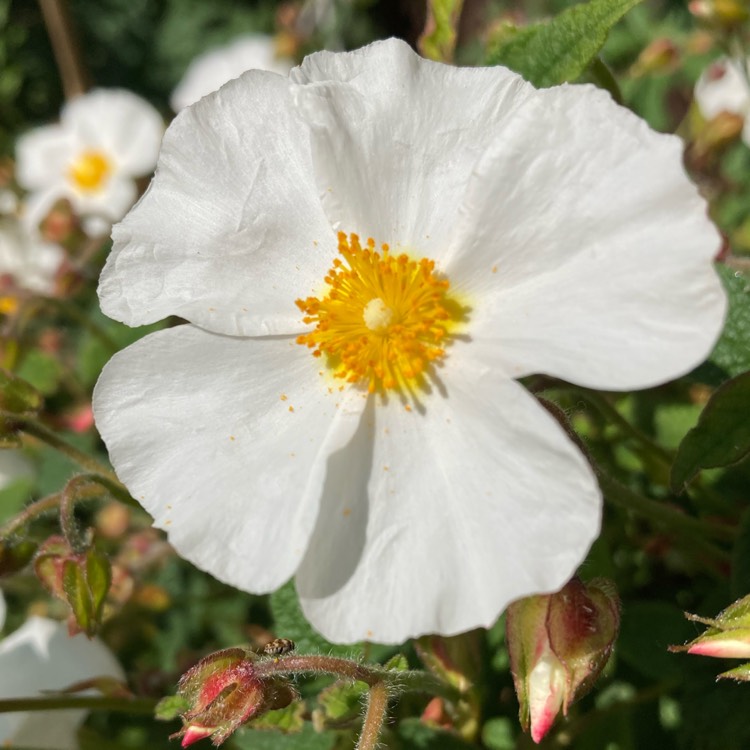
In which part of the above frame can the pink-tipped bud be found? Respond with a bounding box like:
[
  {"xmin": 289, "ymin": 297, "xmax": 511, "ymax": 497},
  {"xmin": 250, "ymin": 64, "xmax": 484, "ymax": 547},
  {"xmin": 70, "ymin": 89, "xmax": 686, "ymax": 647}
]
[
  {"xmin": 672, "ymin": 594, "xmax": 750, "ymax": 677},
  {"xmin": 171, "ymin": 647, "xmax": 296, "ymax": 746},
  {"xmin": 507, "ymin": 578, "xmax": 620, "ymax": 744}
]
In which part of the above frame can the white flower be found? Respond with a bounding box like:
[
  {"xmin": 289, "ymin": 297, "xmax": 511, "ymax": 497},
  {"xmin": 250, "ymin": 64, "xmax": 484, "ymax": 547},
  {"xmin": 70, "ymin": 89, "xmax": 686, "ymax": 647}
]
[
  {"xmin": 0, "ymin": 591, "xmax": 124, "ymax": 749},
  {"xmin": 694, "ymin": 57, "xmax": 750, "ymax": 144},
  {"xmin": 0, "ymin": 450, "xmax": 34, "ymax": 492},
  {"xmin": 93, "ymin": 40, "xmax": 727, "ymax": 644},
  {"xmin": 170, "ymin": 35, "xmax": 294, "ymax": 112},
  {"xmin": 16, "ymin": 89, "xmax": 164, "ymax": 236},
  {"xmin": 0, "ymin": 217, "xmax": 64, "ymax": 303}
]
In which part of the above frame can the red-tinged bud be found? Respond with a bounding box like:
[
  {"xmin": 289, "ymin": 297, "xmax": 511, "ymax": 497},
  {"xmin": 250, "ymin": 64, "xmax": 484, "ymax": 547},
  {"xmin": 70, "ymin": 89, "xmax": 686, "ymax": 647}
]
[
  {"xmin": 629, "ymin": 38, "xmax": 680, "ymax": 78},
  {"xmin": 172, "ymin": 648, "xmax": 270, "ymax": 747},
  {"xmin": 507, "ymin": 578, "xmax": 620, "ymax": 744},
  {"xmin": 671, "ymin": 594, "xmax": 750, "ymax": 677},
  {"xmin": 689, "ymin": 0, "xmax": 749, "ymax": 24}
]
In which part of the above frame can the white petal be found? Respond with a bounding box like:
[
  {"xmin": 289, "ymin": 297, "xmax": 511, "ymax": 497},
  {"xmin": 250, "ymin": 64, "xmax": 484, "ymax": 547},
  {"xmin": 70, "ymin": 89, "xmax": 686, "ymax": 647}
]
[
  {"xmin": 0, "ymin": 617, "xmax": 123, "ymax": 749},
  {"xmin": 290, "ymin": 38, "xmax": 534, "ymax": 257},
  {"xmin": 93, "ymin": 324, "xmax": 367, "ymax": 593},
  {"xmin": 0, "ymin": 218, "xmax": 64, "ymax": 295},
  {"xmin": 445, "ymin": 84, "xmax": 726, "ymax": 389},
  {"xmin": 694, "ymin": 58, "xmax": 750, "ymax": 121},
  {"xmin": 0, "ymin": 450, "xmax": 33, "ymax": 491},
  {"xmin": 297, "ymin": 346, "xmax": 601, "ymax": 643},
  {"xmin": 62, "ymin": 89, "xmax": 164, "ymax": 176},
  {"xmin": 170, "ymin": 35, "xmax": 294, "ymax": 112},
  {"xmin": 99, "ymin": 71, "xmax": 336, "ymax": 336},
  {"xmin": 15, "ymin": 125, "xmax": 74, "ymax": 191}
]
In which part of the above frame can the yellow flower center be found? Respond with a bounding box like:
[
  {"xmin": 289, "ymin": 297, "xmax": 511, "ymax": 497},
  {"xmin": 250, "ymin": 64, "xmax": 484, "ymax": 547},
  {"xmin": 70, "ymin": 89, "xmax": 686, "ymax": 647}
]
[
  {"xmin": 0, "ymin": 295, "xmax": 18, "ymax": 316},
  {"xmin": 296, "ymin": 232, "xmax": 466, "ymax": 395},
  {"xmin": 68, "ymin": 150, "xmax": 112, "ymax": 193}
]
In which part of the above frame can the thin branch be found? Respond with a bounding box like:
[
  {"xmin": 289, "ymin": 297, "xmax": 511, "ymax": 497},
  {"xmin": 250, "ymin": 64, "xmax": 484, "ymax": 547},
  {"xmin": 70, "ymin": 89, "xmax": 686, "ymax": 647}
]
[{"xmin": 38, "ymin": 0, "xmax": 89, "ymax": 99}]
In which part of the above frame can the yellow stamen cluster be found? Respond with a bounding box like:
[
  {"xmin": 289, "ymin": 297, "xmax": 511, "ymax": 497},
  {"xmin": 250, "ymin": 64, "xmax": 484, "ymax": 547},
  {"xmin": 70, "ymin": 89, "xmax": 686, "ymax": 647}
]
[
  {"xmin": 296, "ymin": 232, "xmax": 463, "ymax": 394},
  {"xmin": 68, "ymin": 150, "xmax": 111, "ymax": 193}
]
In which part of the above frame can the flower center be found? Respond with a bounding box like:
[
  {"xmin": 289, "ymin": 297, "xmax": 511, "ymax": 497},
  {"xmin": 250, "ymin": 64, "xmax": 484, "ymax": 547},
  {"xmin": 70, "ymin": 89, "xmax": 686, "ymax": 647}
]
[
  {"xmin": 68, "ymin": 150, "xmax": 112, "ymax": 193},
  {"xmin": 296, "ymin": 232, "xmax": 465, "ymax": 395}
]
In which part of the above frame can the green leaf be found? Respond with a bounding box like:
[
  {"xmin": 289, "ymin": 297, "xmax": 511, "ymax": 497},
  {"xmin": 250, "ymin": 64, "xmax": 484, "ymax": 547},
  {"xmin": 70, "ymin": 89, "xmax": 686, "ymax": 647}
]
[
  {"xmin": 15, "ymin": 350, "xmax": 62, "ymax": 396},
  {"xmin": 732, "ymin": 509, "xmax": 750, "ymax": 599},
  {"xmin": 269, "ymin": 581, "xmax": 357, "ymax": 657},
  {"xmin": 384, "ymin": 653, "xmax": 409, "ymax": 671},
  {"xmin": 315, "ymin": 681, "xmax": 367, "ymax": 723},
  {"xmin": 154, "ymin": 694, "xmax": 190, "ymax": 721},
  {"xmin": 0, "ymin": 369, "xmax": 43, "ymax": 414},
  {"xmin": 671, "ymin": 371, "xmax": 750, "ymax": 492},
  {"xmin": 85, "ymin": 548, "xmax": 112, "ymax": 621},
  {"xmin": 62, "ymin": 558, "xmax": 94, "ymax": 635},
  {"xmin": 397, "ymin": 719, "xmax": 475, "ymax": 749},
  {"xmin": 418, "ymin": 0, "xmax": 464, "ymax": 62},
  {"xmin": 709, "ymin": 265, "xmax": 750, "ymax": 378},
  {"xmin": 231, "ymin": 722, "xmax": 336, "ymax": 750},
  {"xmin": 617, "ymin": 602, "xmax": 694, "ymax": 680},
  {"xmin": 486, "ymin": 0, "xmax": 644, "ymax": 87},
  {"xmin": 251, "ymin": 703, "xmax": 305, "ymax": 733}
]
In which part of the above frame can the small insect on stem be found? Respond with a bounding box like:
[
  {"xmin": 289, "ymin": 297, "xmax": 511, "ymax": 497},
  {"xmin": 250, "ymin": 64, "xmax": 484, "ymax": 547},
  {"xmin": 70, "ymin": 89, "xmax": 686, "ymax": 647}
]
[{"xmin": 263, "ymin": 638, "xmax": 296, "ymax": 657}]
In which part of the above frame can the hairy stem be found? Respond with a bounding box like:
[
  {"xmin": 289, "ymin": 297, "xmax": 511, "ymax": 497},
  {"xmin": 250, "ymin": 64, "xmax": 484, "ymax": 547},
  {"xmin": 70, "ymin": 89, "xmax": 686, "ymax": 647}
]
[
  {"xmin": 0, "ymin": 695, "xmax": 155, "ymax": 714},
  {"xmin": 356, "ymin": 682, "xmax": 390, "ymax": 750}
]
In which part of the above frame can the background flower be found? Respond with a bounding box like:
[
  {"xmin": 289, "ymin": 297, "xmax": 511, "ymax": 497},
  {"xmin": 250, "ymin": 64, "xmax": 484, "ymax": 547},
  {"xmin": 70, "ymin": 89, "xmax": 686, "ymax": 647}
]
[
  {"xmin": 694, "ymin": 57, "xmax": 750, "ymax": 144},
  {"xmin": 15, "ymin": 89, "xmax": 164, "ymax": 237},
  {"xmin": 170, "ymin": 35, "xmax": 294, "ymax": 112},
  {"xmin": 94, "ymin": 40, "xmax": 726, "ymax": 644},
  {"xmin": 0, "ymin": 590, "xmax": 124, "ymax": 749},
  {"xmin": 0, "ymin": 216, "xmax": 64, "ymax": 300}
]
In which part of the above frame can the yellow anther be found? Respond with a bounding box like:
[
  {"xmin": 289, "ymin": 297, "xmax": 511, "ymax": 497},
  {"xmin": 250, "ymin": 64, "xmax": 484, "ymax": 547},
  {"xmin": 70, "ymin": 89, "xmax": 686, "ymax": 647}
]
[
  {"xmin": 68, "ymin": 150, "xmax": 112, "ymax": 193},
  {"xmin": 296, "ymin": 232, "xmax": 466, "ymax": 394}
]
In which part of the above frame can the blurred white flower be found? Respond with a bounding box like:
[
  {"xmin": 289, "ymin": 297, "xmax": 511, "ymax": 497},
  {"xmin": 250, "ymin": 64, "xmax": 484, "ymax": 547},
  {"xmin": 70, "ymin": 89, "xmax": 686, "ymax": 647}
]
[
  {"xmin": 16, "ymin": 89, "xmax": 164, "ymax": 237},
  {"xmin": 170, "ymin": 35, "xmax": 294, "ymax": 112},
  {"xmin": 94, "ymin": 40, "xmax": 726, "ymax": 644},
  {"xmin": 0, "ymin": 450, "xmax": 34, "ymax": 492},
  {"xmin": 0, "ymin": 217, "xmax": 64, "ymax": 308},
  {"xmin": 694, "ymin": 57, "xmax": 750, "ymax": 144},
  {"xmin": 0, "ymin": 592, "xmax": 124, "ymax": 749}
]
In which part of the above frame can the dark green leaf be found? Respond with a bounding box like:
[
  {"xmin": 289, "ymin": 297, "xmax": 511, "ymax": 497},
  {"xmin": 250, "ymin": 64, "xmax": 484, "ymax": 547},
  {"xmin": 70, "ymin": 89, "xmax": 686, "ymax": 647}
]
[
  {"xmin": 231, "ymin": 722, "xmax": 336, "ymax": 750},
  {"xmin": 485, "ymin": 0, "xmax": 643, "ymax": 87},
  {"xmin": 270, "ymin": 581, "xmax": 357, "ymax": 657},
  {"xmin": 671, "ymin": 371, "xmax": 750, "ymax": 491},
  {"xmin": 710, "ymin": 266, "xmax": 750, "ymax": 378},
  {"xmin": 397, "ymin": 719, "xmax": 475, "ymax": 749},
  {"xmin": 732, "ymin": 509, "xmax": 750, "ymax": 599}
]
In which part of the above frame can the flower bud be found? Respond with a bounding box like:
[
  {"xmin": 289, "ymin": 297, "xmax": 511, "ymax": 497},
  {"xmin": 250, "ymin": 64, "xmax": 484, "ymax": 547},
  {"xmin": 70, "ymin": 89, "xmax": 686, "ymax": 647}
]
[
  {"xmin": 671, "ymin": 594, "xmax": 750, "ymax": 679},
  {"xmin": 629, "ymin": 38, "xmax": 680, "ymax": 78},
  {"xmin": 689, "ymin": 0, "xmax": 749, "ymax": 25},
  {"xmin": 507, "ymin": 577, "xmax": 620, "ymax": 744},
  {"xmin": 172, "ymin": 647, "xmax": 297, "ymax": 746}
]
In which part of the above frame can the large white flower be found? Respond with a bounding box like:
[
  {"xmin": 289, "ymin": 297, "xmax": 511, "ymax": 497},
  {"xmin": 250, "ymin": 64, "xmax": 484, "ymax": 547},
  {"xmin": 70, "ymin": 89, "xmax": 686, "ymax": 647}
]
[
  {"xmin": 170, "ymin": 34, "xmax": 294, "ymax": 112},
  {"xmin": 0, "ymin": 592, "xmax": 124, "ymax": 749},
  {"xmin": 694, "ymin": 57, "xmax": 750, "ymax": 145},
  {"xmin": 16, "ymin": 89, "xmax": 164, "ymax": 236},
  {"xmin": 93, "ymin": 39, "xmax": 726, "ymax": 644},
  {"xmin": 0, "ymin": 217, "xmax": 64, "ymax": 302}
]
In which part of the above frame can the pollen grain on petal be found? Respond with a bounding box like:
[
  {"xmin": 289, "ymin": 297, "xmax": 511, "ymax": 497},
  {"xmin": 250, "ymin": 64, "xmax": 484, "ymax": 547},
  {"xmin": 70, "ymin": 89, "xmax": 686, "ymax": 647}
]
[{"xmin": 295, "ymin": 232, "xmax": 467, "ymax": 396}]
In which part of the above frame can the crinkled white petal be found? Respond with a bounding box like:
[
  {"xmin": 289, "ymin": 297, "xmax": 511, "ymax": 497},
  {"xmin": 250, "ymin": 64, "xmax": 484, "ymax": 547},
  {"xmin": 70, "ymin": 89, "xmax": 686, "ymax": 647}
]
[
  {"xmin": 15, "ymin": 125, "xmax": 73, "ymax": 192},
  {"xmin": 62, "ymin": 89, "xmax": 164, "ymax": 176},
  {"xmin": 99, "ymin": 71, "xmax": 336, "ymax": 336},
  {"xmin": 297, "ymin": 346, "xmax": 601, "ymax": 644},
  {"xmin": 694, "ymin": 57, "xmax": 750, "ymax": 121},
  {"xmin": 444, "ymin": 83, "xmax": 726, "ymax": 389},
  {"xmin": 171, "ymin": 35, "xmax": 294, "ymax": 112},
  {"xmin": 290, "ymin": 38, "xmax": 534, "ymax": 257},
  {"xmin": 0, "ymin": 617, "xmax": 123, "ymax": 749},
  {"xmin": 0, "ymin": 218, "xmax": 64, "ymax": 295},
  {"xmin": 93, "ymin": 324, "xmax": 367, "ymax": 593}
]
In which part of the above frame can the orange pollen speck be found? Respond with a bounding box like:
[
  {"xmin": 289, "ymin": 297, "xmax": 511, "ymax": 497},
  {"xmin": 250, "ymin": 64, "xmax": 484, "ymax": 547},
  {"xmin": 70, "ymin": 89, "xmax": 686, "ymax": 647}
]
[
  {"xmin": 68, "ymin": 150, "xmax": 112, "ymax": 193},
  {"xmin": 295, "ymin": 232, "xmax": 463, "ymax": 394}
]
